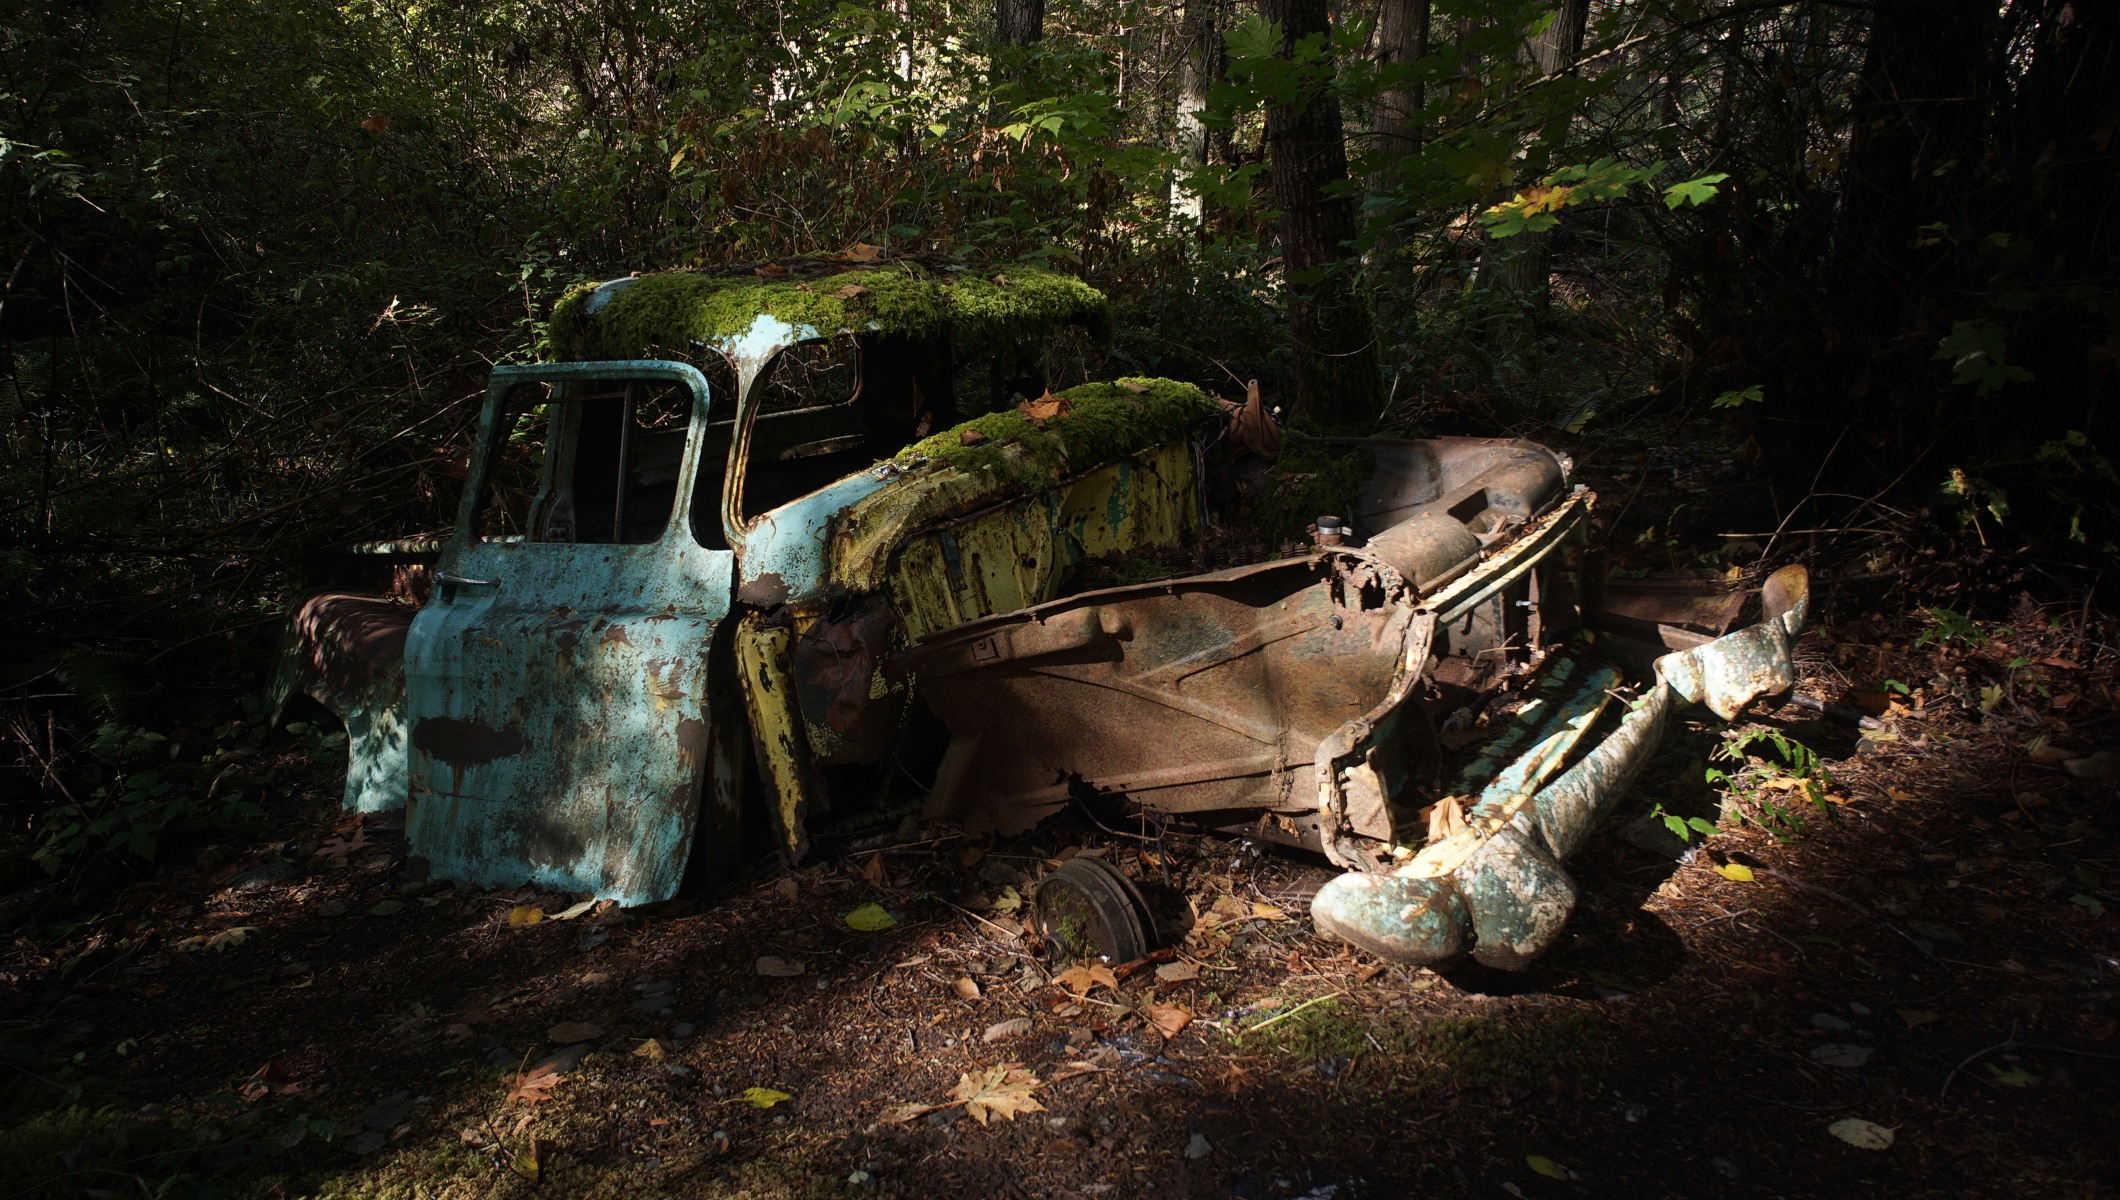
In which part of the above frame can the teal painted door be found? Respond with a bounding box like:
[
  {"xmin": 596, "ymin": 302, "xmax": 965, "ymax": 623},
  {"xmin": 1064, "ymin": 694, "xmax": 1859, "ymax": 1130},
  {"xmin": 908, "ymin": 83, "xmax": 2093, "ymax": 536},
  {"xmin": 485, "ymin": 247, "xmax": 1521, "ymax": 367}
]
[{"xmin": 403, "ymin": 362, "xmax": 740, "ymax": 904}]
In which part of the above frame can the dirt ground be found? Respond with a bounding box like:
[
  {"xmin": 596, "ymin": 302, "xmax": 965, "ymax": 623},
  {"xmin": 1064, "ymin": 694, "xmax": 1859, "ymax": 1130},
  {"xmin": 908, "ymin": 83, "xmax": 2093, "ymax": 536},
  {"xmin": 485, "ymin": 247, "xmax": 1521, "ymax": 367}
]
[{"xmin": 5, "ymin": 421, "xmax": 2117, "ymax": 1200}]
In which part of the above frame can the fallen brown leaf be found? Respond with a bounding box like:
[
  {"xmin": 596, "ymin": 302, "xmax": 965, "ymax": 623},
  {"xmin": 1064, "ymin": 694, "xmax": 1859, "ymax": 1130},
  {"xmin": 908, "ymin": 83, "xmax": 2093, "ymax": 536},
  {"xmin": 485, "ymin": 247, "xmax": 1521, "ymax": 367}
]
[
  {"xmin": 1016, "ymin": 390, "xmax": 1073, "ymax": 423},
  {"xmin": 1145, "ymin": 1003, "xmax": 1195, "ymax": 1039},
  {"xmin": 951, "ymin": 1064, "xmax": 1044, "ymax": 1125},
  {"xmin": 507, "ymin": 1063, "xmax": 560, "ymax": 1106},
  {"xmin": 1154, "ymin": 960, "xmax": 1199, "ymax": 984},
  {"xmin": 831, "ymin": 283, "xmax": 870, "ymax": 299},
  {"xmin": 1052, "ymin": 963, "xmax": 1118, "ymax": 996},
  {"xmin": 959, "ymin": 428, "xmax": 988, "ymax": 446}
]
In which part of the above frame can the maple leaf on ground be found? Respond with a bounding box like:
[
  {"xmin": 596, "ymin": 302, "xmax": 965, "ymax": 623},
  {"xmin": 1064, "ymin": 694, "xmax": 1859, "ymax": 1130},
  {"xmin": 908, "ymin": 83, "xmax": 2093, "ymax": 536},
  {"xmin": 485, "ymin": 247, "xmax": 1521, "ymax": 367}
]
[
  {"xmin": 1052, "ymin": 963, "xmax": 1117, "ymax": 997},
  {"xmin": 314, "ymin": 826, "xmax": 368, "ymax": 859},
  {"xmin": 951, "ymin": 1064, "xmax": 1045, "ymax": 1125},
  {"xmin": 842, "ymin": 243, "xmax": 883, "ymax": 263},
  {"xmin": 507, "ymin": 1063, "xmax": 560, "ymax": 1106}
]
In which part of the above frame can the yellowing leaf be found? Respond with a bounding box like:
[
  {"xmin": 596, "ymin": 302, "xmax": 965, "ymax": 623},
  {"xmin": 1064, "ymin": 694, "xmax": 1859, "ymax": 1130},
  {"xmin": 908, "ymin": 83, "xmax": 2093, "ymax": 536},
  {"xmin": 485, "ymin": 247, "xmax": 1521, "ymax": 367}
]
[
  {"xmin": 950, "ymin": 1064, "xmax": 1044, "ymax": 1125},
  {"xmin": 1716, "ymin": 863, "xmax": 1756, "ymax": 882},
  {"xmin": 206, "ymin": 926, "xmax": 256, "ymax": 952},
  {"xmin": 953, "ymin": 976, "xmax": 981, "ymax": 1001},
  {"xmin": 1888, "ymin": 787, "xmax": 1914, "ymax": 802},
  {"xmin": 1826, "ymin": 1118, "xmax": 1894, "ymax": 1150},
  {"xmin": 507, "ymin": 905, "xmax": 545, "ymax": 928},
  {"xmin": 743, "ymin": 1087, "xmax": 792, "ymax": 1109},
  {"xmin": 844, "ymin": 903, "xmax": 898, "ymax": 931},
  {"xmin": 1527, "ymin": 1155, "xmax": 1568, "ymax": 1180},
  {"xmin": 1986, "ymin": 1065, "xmax": 2037, "ymax": 1088},
  {"xmin": 633, "ymin": 1038, "xmax": 669, "ymax": 1061},
  {"xmin": 990, "ymin": 886, "xmax": 1023, "ymax": 915},
  {"xmin": 1250, "ymin": 901, "xmax": 1288, "ymax": 921},
  {"xmin": 549, "ymin": 898, "xmax": 597, "ymax": 921},
  {"xmin": 842, "ymin": 242, "xmax": 883, "ymax": 262}
]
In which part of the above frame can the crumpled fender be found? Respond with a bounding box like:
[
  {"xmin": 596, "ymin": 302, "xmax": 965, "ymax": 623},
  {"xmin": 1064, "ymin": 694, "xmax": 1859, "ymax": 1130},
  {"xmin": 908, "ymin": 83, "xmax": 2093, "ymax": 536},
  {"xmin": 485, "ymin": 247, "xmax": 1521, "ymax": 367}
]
[{"xmin": 1311, "ymin": 565, "xmax": 1809, "ymax": 968}]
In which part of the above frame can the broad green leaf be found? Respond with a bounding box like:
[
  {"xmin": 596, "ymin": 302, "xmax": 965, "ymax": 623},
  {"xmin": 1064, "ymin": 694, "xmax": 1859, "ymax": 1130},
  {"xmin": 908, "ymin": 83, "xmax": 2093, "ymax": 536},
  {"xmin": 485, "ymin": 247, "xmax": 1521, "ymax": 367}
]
[
  {"xmin": 1663, "ymin": 172, "xmax": 1729, "ymax": 208},
  {"xmin": 844, "ymin": 903, "xmax": 898, "ymax": 931}
]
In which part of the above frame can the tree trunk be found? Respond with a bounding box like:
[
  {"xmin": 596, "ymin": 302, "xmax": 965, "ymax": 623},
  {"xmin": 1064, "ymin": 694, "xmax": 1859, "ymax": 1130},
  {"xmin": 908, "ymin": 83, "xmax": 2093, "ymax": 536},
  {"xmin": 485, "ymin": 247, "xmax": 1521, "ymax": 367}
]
[
  {"xmin": 997, "ymin": 0, "xmax": 1045, "ymax": 46},
  {"xmin": 1261, "ymin": 0, "xmax": 1380, "ymax": 425},
  {"xmin": 1169, "ymin": 0, "xmax": 1223, "ymax": 226},
  {"xmin": 1475, "ymin": 0, "xmax": 1589, "ymax": 300},
  {"xmin": 1369, "ymin": 0, "xmax": 1429, "ymax": 184},
  {"xmin": 1799, "ymin": 0, "xmax": 1997, "ymax": 472}
]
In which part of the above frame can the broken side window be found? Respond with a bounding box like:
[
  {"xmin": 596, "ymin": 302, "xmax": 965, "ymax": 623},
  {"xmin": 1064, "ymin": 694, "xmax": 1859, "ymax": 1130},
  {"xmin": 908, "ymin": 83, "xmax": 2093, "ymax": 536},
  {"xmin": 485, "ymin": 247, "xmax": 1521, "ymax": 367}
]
[
  {"xmin": 475, "ymin": 377, "xmax": 705, "ymax": 545},
  {"xmin": 736, "ymin": 336, "xmax": 872, "ymax": 521}
]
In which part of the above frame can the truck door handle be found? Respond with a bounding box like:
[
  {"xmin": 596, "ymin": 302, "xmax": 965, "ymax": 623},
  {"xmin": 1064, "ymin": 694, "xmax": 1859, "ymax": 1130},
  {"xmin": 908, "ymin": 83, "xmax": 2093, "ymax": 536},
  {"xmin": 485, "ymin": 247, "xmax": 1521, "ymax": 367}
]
[{"xmin": 436, "ymin": 571, "xmax": 499, "ymax": 588}]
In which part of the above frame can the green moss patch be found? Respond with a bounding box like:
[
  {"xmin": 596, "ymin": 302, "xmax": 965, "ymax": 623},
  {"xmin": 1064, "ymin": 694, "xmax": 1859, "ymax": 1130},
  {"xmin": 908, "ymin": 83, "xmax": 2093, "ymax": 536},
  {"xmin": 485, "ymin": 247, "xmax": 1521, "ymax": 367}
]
[
  {"xmin": 826, "ymin": 378, "xmax": 1218, "ymax": 592},
  {"xmin": 546, "ymin": 263, "xmax": 1109, "ymax": 362}
]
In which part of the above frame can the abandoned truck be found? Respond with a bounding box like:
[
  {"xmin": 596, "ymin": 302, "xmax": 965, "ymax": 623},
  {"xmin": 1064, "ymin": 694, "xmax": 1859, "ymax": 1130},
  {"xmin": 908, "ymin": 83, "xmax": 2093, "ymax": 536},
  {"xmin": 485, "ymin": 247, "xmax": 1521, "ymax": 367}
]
[{"xmin": 276, "ymin": 255, "xmax": 1807, "ymax": 970}]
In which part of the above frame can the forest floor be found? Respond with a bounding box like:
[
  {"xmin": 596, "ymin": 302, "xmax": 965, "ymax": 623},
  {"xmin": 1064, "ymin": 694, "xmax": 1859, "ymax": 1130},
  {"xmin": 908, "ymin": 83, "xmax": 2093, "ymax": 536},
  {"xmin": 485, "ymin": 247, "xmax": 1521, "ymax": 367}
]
[{"xmin": 4, "ymin": 416, "xmax": 2117, "ymax": 1200}]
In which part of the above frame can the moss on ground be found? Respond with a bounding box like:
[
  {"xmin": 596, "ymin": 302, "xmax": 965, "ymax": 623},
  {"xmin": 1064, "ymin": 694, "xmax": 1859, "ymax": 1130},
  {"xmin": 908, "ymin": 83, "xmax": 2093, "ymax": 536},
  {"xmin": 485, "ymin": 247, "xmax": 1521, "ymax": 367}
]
[
  {"xmin": 546, "ymin": 264, "xmax": 1109, "ymax": 363},
  {"xmin": 1256, "ymin": 999, "xmax": 1613, "ymax": 1090}
]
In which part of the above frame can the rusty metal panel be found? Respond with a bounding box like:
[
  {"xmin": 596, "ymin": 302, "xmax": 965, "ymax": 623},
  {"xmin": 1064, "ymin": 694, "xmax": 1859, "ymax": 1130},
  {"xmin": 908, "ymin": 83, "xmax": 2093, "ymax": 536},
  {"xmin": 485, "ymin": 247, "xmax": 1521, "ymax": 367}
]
[
  {"xmin": 274, "ymin": 594, "xmax": 415, "ymax": 812},
  {"xmin": 402, "ymin": 361, "xmax": 733, "ymax": 905},
  {"xmin": 908, "ymin": 554, "xmax": 1424, "ymax": 844}
]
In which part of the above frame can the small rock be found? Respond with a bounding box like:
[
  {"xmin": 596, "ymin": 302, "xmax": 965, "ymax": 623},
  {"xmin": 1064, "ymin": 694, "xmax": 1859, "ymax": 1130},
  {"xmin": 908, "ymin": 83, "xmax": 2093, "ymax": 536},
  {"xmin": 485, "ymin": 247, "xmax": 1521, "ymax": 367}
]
[
  {"xmin": 1619, "ymin": 814, "xmax": 1693, "ymax": 860},
  {"xmin": 983, "ymin": 1017, "xmax": 1033, "ymax": 1043},
  {"xmin": 631, "ymin": 997, "xmax": 675, "ymax": 1017},
  {"xmin": 226, "ymin": 861, "xmax": 299, "ymax": 891},
  {"xmin": 529, "ymin": 1043, "xmax": 593, "ymax": 1076},
  {"xmin": 1185, "ymin": 1132, "xmax": 1213, "ymax": 1160},
  {"xmin": 755, "ymin": 956, "xmax": 805, "ymax": 977},
  {"xmin": 546, "ymin": 1021, "xmax": 604, "ymax": 1044},
  {"xmin": 1809, "ymin": 1043, "xmax": 1873, "ymax": 1068},
  {"xmin": 1848, "ymin": 1002, "xmax": 1872, "ymax": 1017},
  {"xmin": 1711, "ymin": 1157, "xmax": 1740, "ymax": 1180},
  {"xmin": 358, "ymin": 1091, "xmax": 416, "ymax": 1130},
  {"xmin": 347, "ymin": 1130, "xmax": 387, "ymax": 1156},
  {"xmin": 2064, "ymin": 751, "xmax": 2120, "ymax": 784},
  {"xmin": 1810, "ymin": 1012, "xmax": 1852, "ymax": 1032}
]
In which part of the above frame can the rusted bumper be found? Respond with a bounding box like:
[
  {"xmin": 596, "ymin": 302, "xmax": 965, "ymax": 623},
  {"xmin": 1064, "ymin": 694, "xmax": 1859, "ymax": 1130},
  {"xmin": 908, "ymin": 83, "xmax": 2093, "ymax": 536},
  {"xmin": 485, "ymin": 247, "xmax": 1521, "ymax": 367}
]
[{"xmin": 1308, "ymin": 565, "xmax": 1811, "ymax": 968}]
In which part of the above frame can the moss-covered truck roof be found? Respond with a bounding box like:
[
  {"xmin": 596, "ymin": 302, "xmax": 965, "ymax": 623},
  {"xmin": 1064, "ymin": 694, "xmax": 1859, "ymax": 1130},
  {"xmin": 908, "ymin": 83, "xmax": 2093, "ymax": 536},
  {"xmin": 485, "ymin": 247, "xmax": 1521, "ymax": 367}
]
[
  {"xmin": 545, "ymin": 258, "xmax": 1111, "ymax": 362},
  {"xmin": 827, "ymin": 377, "xmax": 1221, "ymax": 593}
]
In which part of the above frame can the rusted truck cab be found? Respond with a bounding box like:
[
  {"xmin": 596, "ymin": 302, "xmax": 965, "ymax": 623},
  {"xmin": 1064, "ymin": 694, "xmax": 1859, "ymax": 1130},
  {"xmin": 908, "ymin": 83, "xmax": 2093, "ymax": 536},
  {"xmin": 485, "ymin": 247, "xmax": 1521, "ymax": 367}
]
[{"xmin": 281, "ymin": 259, "xmax": 1811, "ymax": 970}]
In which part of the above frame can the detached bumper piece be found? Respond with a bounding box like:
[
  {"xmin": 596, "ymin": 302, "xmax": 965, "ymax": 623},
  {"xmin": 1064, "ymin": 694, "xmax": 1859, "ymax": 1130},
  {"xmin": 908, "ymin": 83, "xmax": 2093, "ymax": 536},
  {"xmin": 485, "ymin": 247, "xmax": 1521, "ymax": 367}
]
[{"xmin": 1310, "ymin": 565, "xmax": 1810, "ymax": 968}]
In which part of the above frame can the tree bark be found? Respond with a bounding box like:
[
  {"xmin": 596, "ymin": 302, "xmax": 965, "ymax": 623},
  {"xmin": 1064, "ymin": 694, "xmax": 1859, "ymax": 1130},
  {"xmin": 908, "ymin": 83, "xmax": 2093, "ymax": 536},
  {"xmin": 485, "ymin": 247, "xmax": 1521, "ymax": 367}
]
[
  {"xmin": 1259, "ymin": 0, "xmax": 1380, "ymax": 425},
  {"xmin": 997, "ymin": 0, "xmax": 1045, "ymax": 46},
  {"xmin": 1369, "ymin": 0, "xmax": 1429, "ymax": 184},
  {"xmin": 1169, "ymin": 0, "xmax": 1224, "ymax": 226}
]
